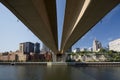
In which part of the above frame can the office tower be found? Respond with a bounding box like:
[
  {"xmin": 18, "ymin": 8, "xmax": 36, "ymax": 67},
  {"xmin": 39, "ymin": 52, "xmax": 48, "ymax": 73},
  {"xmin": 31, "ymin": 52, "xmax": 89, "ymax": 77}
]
[
  {"xmin": 24, "ymin": 42, "xmax": 34, "ymax": 54},
  {"xmin": 34, "ymin": 42, "xmax": 40, "ymax": 53},
  {"xmin": 93, "ymin": 39, "xmax": 102, "ymax": 52},
  {"xmin": 19, "ymin": 42, "xmax": 34, "ymax": 54}
]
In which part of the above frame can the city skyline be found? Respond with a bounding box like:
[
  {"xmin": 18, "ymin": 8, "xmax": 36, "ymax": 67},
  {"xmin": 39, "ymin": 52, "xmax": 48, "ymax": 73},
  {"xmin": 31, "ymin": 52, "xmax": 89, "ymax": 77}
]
[{"xmin": 0, "ymin": 2, "xmax": 120, "ymax": 52}]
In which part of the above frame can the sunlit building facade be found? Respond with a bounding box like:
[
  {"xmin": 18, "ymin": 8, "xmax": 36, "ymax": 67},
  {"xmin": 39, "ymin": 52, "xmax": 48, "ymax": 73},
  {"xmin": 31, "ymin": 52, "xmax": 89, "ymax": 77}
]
[
  {"xmin": 109, "ymin": 38, "xmax": 120, "ymax": 52},
  {"xmin": 93, "ymin": 39, "xmax": 102, "ymax": 52}
]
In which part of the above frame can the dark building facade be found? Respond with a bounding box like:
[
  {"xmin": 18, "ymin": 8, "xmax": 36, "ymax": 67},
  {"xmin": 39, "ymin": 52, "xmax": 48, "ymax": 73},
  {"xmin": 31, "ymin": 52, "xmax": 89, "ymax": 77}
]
[
  {"xmin": 34, "ymin": 42, "xmax": 40, "ymax": 53},
  {"xmin": 20, "ymin": 42, "xmax": 34, "ymax": 54},
  {"xmin": 24, "ymin": 42, "xmax": 34, "ymax": 54}
]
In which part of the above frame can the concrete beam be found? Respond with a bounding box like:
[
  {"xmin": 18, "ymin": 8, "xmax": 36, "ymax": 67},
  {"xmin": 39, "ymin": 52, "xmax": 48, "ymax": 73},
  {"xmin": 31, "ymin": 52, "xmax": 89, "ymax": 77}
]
[
  {"xmin": 61, "ymin": 0, "xmax": 120, "ymax": 53},
  {"xmin": 1, "ymin": 0, "xmax": 58, "ymax": 53}
]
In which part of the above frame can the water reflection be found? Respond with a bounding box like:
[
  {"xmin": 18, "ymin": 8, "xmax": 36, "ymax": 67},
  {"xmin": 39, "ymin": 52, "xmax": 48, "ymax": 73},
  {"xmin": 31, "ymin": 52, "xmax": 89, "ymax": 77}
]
[
  {"xmin": 0, "ymin": 65, "xmax": 120, "ymax": 80},
  {"xmin": 44, "ymin": 66, "xmax": 71, "ymax": 80},
  {"xmin": 72, "ymin": 67, "xmax": 120, "ymax": 80}
]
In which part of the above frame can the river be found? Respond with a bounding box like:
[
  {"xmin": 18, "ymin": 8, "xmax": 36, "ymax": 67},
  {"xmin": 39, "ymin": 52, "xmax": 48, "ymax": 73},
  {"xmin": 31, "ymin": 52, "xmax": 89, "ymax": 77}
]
[{"xmin": 0, "ymin": 65, "xmax": 120, "ymax": 80}]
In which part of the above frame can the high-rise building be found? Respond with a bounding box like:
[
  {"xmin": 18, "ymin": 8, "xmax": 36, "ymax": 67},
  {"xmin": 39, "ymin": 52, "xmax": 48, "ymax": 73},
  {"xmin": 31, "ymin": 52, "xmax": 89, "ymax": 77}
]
[
  {"xmin": 34, "ymin": 42, "xmax": 40, "ymax": 53},
  {"xmin": 93, "ymin": 39, "xmax": 102, "ymax": 52},
  {"xmin": 24, "ymin": 42, "xmax": 34, "ymax": 54},
  {"xmin": 109, "ymin": 38, "xmax": 120, "ymax": 52},
  {"xmin": 19, "ymin": 42, "xmax": 34, "ymax": 54}
]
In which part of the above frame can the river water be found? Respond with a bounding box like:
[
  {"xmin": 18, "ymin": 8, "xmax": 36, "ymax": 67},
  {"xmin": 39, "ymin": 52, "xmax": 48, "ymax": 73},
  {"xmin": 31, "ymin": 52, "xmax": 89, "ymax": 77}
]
[{"xmin": 0, "ymin": 65, "xmax": 120, "ymax": 80}]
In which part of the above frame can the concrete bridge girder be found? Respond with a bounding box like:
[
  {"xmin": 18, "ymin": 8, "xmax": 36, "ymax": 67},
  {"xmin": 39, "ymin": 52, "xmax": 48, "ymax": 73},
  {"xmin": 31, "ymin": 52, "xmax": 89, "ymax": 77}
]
[
  {"xmin": 61, "ymin": 0, "xmax": 120, "ymax": 53},
  {"xmin": 1, "ymin": 0, "xmax": 58, "ymax": 53},
  {"xmin": 0, "ymin": 0, "xmax": 120, "ymax": 54}
]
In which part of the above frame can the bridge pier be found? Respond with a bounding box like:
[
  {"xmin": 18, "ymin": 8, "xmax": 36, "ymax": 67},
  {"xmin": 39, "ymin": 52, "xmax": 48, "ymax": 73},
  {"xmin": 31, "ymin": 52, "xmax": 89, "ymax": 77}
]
[{"xmin": 52, "ymin": 53, "xmax": 66, "ymax": 62}]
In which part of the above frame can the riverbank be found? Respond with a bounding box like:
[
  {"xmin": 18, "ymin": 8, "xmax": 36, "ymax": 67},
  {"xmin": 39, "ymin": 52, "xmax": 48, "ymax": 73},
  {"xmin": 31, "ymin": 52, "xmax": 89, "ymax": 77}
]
[{"xmin": 1, "ymin": 62, "xmax": 120, "ymax": 66}]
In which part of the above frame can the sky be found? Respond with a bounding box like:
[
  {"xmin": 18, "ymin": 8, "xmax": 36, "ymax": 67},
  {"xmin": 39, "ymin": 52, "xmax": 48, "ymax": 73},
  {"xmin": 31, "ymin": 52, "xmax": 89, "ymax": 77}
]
[
  {"xmin": 0, "ymin": 3, "xmax": 42, "ymax": 52},
  {"xmin": 73, "ymin": 3, "xmax": 120, "ymax": 49},
  {"xmin": 0, "ymin": 1, "xmax": 120, "ymax": 52}
]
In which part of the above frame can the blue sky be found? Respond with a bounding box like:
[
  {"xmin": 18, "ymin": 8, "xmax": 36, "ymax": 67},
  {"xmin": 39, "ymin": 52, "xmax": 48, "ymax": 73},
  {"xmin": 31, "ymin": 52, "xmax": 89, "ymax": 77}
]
[
  {"xmin": 73, "ymin": 4, "xmax": 120, "ymax": 49},
  {"xmin": 0, "ymin": 3, "xmax": 42, "ymax": 52},
  {"xmin": 0, "ymin": 1, "xmax": 120, "ymax": 52}
]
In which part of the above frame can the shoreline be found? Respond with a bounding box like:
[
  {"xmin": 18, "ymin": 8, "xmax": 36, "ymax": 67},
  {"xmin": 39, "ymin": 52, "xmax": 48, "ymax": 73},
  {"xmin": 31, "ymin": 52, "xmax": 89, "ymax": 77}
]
[{"xmin": 0, "ymin": 62, "xmax": 120, "ymax": 66}]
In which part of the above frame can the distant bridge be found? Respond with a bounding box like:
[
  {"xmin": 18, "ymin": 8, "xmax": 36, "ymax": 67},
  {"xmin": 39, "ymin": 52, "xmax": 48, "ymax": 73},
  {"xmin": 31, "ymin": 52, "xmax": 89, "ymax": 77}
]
[{"xmin": 0, "ymin": 0, "xmax": 120, "ymax": 54}]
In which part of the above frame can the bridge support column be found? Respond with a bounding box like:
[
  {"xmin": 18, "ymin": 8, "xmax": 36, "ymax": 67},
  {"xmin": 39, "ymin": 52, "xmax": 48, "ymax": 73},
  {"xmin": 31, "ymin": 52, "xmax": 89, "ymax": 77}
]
[
  {"xmin": 52, "ymin": 53, "xmax": 66, "ymax": 62},
  {"xmin": 52, "ymin": 53, "xmax": 57, "ymax": 62}
]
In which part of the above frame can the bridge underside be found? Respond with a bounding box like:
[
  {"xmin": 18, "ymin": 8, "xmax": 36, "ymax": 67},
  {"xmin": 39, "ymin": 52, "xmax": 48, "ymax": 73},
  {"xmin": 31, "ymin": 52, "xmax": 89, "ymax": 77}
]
[
  {"xmin": 1, "ymin": 0, "xmax": 58, "ymax": 53},
  {"xmin": 0, "ymin": 0, "xmax": 120, "ymax": 54},
  {"xmin": 61, "ymin": 0, "xmax": 120, "ymax": 53}
]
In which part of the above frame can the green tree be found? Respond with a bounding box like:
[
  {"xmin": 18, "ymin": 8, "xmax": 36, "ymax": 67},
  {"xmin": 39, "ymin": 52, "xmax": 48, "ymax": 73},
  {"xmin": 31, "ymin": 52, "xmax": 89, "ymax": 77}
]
[{"xmin": 99, "ymin": 48, "xmax": 107, "ymax": 53}]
